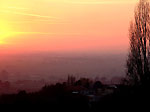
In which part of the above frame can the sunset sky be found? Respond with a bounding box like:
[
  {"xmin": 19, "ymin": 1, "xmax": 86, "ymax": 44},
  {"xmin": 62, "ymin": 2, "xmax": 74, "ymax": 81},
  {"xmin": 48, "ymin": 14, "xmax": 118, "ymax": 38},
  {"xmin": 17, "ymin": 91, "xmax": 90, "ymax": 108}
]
[{"xmin": 0, "ymin": 0, "xmax": 138, "ymax": 54}]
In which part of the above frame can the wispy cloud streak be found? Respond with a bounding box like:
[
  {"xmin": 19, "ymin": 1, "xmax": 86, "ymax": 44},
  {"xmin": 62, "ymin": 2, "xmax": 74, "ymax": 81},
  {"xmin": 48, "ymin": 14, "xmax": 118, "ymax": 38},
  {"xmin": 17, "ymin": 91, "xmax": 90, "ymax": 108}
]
[
  {"xmin": 7, "ymin": 20, "xmax": 68, "ymax": 24},
  {"xmin": 11, "ymin": 32, "xmax": 54, "ymax": 35},
  {"xmin": 60, "ymin": 0, "xmax": 138, "ymax": 5},
  {"xmin": 4, "ymin": 6, "xmax": 29, "ymax": 10},
  {"xmin": 0, "ymin": 10, "xmax": 57, "ymax": 19}
]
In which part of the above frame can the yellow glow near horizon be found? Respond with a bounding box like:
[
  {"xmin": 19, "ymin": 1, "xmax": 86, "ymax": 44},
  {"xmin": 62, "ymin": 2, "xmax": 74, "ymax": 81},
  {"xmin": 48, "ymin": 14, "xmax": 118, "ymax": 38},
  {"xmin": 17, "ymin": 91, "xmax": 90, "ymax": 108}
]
[
  {"xmin": 0, "ymin": 0, "xmax": 140, "ymax": 54},
  {"xmin": 0, "ymin": 20, "xmax": 13, "ymax": 44}
]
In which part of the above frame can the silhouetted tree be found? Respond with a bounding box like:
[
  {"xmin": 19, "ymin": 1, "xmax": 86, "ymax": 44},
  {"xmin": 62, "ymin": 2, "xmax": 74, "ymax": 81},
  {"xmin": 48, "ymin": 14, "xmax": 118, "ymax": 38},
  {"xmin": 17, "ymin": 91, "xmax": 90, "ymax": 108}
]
[
  {"xmin": 127, "ymin": 0, "xmax": 150, "ymax": 85},
  {"xmin": 93, "ymin": 81, "xmax": 103, "ymax": 90}
]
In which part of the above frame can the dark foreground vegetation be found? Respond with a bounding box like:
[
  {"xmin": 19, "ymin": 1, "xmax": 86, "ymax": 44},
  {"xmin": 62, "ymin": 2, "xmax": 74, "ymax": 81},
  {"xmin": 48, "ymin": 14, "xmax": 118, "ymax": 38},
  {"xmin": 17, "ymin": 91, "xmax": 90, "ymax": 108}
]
[{"xmin": 0, "ymin": 77, "xmax": 149, "ymax": 111}]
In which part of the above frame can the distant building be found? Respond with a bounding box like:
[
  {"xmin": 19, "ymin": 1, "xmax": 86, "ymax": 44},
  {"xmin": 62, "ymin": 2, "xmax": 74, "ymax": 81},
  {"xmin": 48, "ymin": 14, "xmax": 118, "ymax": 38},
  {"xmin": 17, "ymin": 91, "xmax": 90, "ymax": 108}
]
[
  {"xmin": 0, "ymin": 70, "xmax": 9, "ymax": 81},
  {"xmin": 67, "ymin": 75, "xmax": 76, "ymax": 86}
]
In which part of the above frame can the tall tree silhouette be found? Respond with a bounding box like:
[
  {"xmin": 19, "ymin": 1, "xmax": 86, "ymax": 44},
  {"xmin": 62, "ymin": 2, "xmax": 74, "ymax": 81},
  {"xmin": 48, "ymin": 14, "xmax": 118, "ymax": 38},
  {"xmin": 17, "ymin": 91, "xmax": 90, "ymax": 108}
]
[{"xmin": 127, "ymin": 0, "xmax": 150, "ymax": 85}]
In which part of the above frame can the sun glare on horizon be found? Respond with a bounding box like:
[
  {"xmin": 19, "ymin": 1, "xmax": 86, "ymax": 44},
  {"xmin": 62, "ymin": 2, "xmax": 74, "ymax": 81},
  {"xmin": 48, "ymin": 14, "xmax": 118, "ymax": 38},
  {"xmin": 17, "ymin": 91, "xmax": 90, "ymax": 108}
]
[
  {"xmin": 0, "ymin": 0, "xmax": 139, "ymax": 54},
  {"xmin": 0, "ymin": 20, "xmax": 15, "ymax": 44}
]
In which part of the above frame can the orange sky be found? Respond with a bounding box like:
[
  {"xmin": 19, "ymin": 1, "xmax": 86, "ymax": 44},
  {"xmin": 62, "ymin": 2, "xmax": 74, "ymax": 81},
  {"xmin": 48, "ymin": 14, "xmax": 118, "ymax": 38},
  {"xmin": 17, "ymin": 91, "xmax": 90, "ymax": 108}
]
[{"xmin": 0, "ymin": 0, "xmax": 138, "ymax": 54}]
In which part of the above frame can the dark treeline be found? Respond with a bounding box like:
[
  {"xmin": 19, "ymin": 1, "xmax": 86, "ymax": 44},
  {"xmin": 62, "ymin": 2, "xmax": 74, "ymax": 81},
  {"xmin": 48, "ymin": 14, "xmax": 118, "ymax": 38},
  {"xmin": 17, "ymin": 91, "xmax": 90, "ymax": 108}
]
[{"xmin": 0, "ymin": 76, "xmax": 149, "ymax": 111}]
